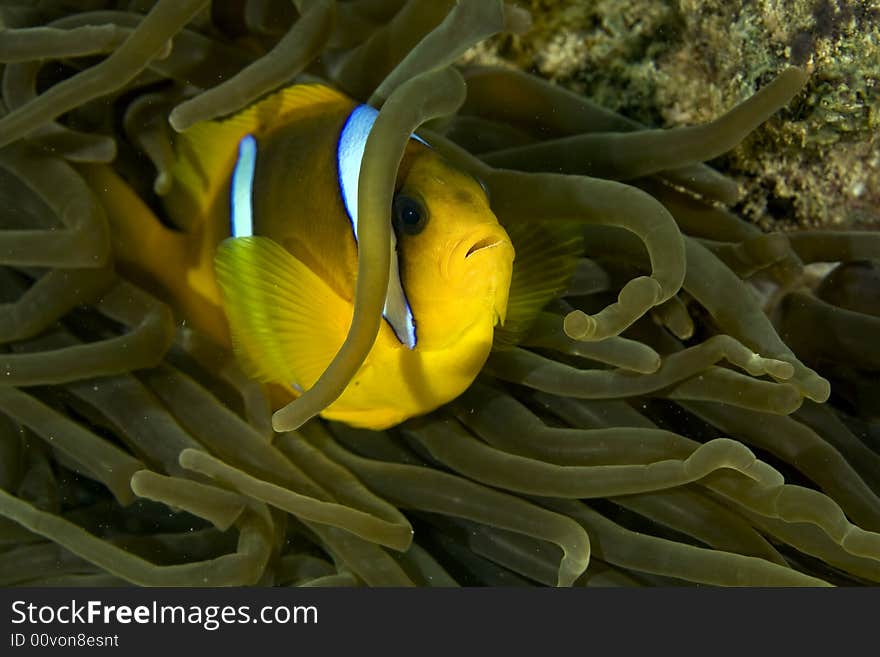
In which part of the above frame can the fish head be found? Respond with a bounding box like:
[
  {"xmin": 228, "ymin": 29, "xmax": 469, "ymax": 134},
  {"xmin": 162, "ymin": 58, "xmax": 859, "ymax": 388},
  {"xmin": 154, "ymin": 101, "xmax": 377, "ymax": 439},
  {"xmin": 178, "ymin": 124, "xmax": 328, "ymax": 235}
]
[{"xmin": 394, "ymin": 149, "xmax": 514, "ymax": 350}]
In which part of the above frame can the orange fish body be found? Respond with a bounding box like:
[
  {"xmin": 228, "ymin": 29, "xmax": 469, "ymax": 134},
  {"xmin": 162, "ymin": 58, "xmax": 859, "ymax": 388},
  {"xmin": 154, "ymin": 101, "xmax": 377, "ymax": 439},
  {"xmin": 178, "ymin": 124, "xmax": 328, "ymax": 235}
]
[{"xmin": 87, "ymin": 85, "xmax": 516, "ymax": 429}]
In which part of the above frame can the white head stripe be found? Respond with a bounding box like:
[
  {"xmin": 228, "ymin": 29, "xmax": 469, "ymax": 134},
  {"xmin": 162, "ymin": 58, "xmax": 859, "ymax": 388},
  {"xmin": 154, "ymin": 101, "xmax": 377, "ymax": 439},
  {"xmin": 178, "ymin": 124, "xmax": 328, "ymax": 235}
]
[
  {"xmin": 337, "ymin": 105, "xmax": 428, "ymax": 350},
  {"xmin": 231, "ymin": 134, "xmax": 257, "ymax": 238},
  {"xmin": 337, "ymin": 105, "xmax": 376, "ymax": 238},
  {"xmin": 384, "ymin": 230, "xmax": 417, "ymax": 349}
]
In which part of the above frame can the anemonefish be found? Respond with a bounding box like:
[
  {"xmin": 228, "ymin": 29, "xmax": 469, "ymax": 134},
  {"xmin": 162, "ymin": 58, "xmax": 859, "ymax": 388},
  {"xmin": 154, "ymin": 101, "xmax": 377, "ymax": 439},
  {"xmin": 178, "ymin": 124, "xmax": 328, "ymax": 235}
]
[{"xmin": 85, "ymin": 83, "xmax": 579, "ymax": 430}]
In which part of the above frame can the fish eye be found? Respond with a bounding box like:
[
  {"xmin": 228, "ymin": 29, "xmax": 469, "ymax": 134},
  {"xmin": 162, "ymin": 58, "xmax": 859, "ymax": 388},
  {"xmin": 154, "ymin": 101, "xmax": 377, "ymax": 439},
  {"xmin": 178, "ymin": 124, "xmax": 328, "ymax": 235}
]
[{"xmin": 392, "ymin": 194, "xmax": 429, "ymax": 236}]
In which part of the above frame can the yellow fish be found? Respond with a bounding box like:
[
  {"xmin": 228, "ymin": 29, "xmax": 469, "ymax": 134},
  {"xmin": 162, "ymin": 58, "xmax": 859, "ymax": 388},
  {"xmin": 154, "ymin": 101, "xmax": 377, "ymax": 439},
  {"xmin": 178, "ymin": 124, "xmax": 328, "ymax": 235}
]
[{"xmin": 87, "ymin": 84, "xmax": 578, "ymax": 429}]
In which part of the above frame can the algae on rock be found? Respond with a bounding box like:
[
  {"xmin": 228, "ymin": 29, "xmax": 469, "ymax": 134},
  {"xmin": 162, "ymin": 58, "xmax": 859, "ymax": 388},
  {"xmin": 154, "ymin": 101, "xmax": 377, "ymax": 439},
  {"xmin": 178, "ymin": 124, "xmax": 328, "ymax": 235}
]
[{"xmin": 462, "ymin": 0, "xmax": 880, "ymax": 229}]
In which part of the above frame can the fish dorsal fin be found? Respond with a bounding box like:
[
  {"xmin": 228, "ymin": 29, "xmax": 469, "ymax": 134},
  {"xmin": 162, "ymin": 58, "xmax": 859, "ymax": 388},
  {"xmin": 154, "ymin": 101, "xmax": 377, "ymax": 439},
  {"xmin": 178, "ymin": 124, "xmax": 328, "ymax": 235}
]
[
  {"xmin": 493, "ymin": 221, "xmax": 583, "ymax": 348},
  {"xmin": 214, "ymin": 236, "xmax": 352, "ymax": 392},
  {"xmin": 165, "ymin": 84, "xmax": 352, "ymax": 224}
]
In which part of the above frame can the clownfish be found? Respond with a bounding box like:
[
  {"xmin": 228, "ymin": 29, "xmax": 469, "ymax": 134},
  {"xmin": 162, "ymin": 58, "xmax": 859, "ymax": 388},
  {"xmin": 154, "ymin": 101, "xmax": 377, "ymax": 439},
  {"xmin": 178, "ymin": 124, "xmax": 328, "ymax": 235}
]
[{"xmin": 86, "ymin": 84, "xmax": 580, "ymax": 429}]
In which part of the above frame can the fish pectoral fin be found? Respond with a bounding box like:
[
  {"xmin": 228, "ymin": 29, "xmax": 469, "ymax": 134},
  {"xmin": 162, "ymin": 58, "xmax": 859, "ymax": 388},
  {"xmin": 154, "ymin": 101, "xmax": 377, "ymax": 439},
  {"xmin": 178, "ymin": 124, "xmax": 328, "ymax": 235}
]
[
  {"xmin": 214, "ymin": 236, "xmax": 351, "ymax": 391},
  {"xmin": 493, "ymin": 220, "xmax": 583, "ymax": 349}
]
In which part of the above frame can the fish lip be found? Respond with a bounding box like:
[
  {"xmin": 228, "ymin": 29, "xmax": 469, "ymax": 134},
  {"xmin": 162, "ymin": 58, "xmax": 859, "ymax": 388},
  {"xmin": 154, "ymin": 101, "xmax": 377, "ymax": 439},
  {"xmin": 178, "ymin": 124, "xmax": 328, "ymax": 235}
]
[
  {"xmin": 443, "ymin": 228, "xmax": 513, "ymax": 282},
  {"xmin": 458, "ymin": 228, "xmax": 511, "ymax": 261},
  {"xmin": 465, "ymin": 236, "xmax": 505, "ymax": 259}
]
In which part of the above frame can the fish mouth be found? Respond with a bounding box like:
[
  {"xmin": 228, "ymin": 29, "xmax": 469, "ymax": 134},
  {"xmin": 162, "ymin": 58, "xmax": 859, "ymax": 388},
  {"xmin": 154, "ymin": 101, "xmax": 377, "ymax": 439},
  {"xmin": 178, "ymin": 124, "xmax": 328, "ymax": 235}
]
[
  {"xmin": 460, "ymin": 227, "xmax": 512, "ymax": 261},
  {"xmin": 465, "ymin": 236, "xmax": 506, "ymax": 259},
  {"xmin": 443, "ymin": 227, "xmax": 514, "ymax": 283}
]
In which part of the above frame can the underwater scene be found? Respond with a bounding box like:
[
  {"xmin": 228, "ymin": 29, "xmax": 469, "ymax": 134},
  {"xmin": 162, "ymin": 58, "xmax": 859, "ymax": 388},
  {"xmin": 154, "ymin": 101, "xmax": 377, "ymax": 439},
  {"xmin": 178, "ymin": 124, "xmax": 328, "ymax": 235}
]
[{"xmin": 0, "ymin": 0, "xmax": 878, "ymax": 587}]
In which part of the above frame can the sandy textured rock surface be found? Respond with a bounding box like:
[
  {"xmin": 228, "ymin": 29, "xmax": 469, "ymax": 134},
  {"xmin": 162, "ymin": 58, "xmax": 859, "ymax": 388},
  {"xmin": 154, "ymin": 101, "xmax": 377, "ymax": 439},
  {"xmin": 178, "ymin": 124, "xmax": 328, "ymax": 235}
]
[{"xmin": 463, "ymin": 0, "xmax": 879, "ymax": 230}]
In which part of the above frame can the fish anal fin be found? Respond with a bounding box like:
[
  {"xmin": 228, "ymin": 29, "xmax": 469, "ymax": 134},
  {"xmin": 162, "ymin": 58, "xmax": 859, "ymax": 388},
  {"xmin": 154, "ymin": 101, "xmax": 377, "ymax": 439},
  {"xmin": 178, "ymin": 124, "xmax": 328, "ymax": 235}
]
[{"xmin": 214, "ymin": 236, "xmax": 351, "ymax": 391}]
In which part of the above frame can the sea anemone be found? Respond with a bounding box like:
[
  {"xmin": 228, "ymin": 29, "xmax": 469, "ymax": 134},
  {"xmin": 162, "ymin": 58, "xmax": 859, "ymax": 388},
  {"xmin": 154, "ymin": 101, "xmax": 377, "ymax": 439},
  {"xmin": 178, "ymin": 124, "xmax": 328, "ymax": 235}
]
[{"xmin": 0, "ymin": 0, "xmax": 878, "ymax": 586}]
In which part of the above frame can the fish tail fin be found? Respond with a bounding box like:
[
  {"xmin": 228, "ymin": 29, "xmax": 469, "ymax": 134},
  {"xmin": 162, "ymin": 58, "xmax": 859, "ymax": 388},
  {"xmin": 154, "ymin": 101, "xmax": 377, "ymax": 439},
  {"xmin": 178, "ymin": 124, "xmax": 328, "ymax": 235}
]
[
  {"xmin": 80, "ymin": 164, "xmax": 230, "ymax": 345},
  {"xmin": 80, "ymin": 164, "xmax": 189, "ymax": 285}
]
